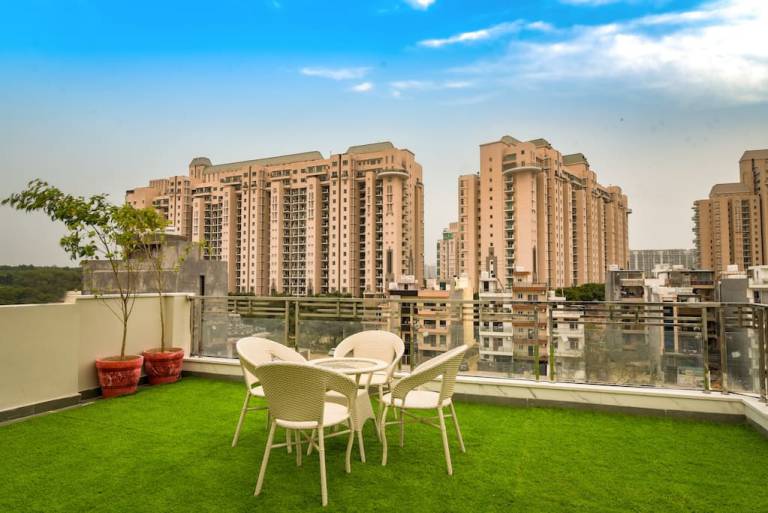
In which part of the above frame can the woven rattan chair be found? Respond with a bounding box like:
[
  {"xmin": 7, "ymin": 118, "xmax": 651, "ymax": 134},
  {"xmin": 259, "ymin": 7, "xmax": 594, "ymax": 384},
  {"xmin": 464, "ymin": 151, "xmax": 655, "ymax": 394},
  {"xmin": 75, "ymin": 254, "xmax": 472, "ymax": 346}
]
[
  {"xmin": 232, "ymin": 337, "xmax": 306, "ymax": 447},
  {"xmin": 241, "ymin": 360, "xmax": 358, "ymax": 507},
  {"xmin": 379, "ymin": 344, "xmax": 468, "ymax": 475},
  {"xmin": 332, "ymin": 330, "xmax": 405, "ymax": 437},
  {"xmin": 334, "ymin": 330, "xmax": 405, "ymax": 397}
]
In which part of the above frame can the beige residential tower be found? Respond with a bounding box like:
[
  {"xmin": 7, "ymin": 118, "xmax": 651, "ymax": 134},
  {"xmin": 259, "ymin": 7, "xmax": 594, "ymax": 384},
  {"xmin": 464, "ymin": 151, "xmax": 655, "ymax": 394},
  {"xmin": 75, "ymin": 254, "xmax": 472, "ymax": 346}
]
[{"xmin": 127, "ymin": 142, "xmax": 425, "ymax": 295}]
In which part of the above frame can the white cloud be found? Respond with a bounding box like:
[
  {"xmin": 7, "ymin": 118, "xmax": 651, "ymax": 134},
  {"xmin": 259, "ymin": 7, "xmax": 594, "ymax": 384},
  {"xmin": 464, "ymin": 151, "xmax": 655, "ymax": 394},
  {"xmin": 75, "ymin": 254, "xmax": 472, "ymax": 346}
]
[
  {"xmin": 560, "ymin": 0, "xmax": 621, "ymax": 5},
  {"xmin": 300, "ymin": 66, "xmax": 370, "ymax": 80},
  {"xmin": 390, "ymin": 79, "xmax": 473, "ymax": 91},
  {"xmin": 456, "ymin": 0, "xmax": 768, "ymax": 103},
  {"xmin": 418, "ymin": 19, "xmax": 555, "ymax": 48},
  {"xmin": 404, "ymin": 0, "xmax": 436, "ymax": 10},
  {"xmin": 350, "ymin": 82, "xmax": 374, "ymax": 92},
  {"xmin": 419, "ymin": 21, "xmax": 524, "ymax": 48},
  {"xmin": 526, "ymin": 21, "xmax": 556, "ymax": 32}
]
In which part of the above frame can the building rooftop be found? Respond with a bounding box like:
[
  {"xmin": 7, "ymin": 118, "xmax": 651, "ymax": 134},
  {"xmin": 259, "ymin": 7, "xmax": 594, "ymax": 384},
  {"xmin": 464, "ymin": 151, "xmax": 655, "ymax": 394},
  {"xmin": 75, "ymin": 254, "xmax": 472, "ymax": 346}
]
[
  {"xmin": 710, "ymin": 182, "xmax": 751, "ymax": 195},
  {"xmin": 740, "ymin": 149, "xmax": 768, "ymax": 161},
  {"xmin": 201, "ymin": 151, "xmax": 326, "ymax": 174},
  {"xmin": 563, "ymin": 153, "xmax": 589, "ymax": 166},
  {"xmin": 3, "ymin": 377, "xmax": 768, "ymax": 512},
  {"xmin": 345, "ymin": 141, "xmax": 395, "ymax": 154},
  {"xmin": 528, "ymin": 138, "xmax": 552, "ymax": 148}
]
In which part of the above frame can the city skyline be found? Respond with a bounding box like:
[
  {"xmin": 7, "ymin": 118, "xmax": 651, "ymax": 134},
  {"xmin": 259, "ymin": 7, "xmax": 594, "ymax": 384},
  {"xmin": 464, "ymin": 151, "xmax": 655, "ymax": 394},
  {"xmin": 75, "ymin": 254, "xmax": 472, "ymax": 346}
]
[{"xmin": 1, "ymin": 0, "xmax": 767, "ymax": 266}]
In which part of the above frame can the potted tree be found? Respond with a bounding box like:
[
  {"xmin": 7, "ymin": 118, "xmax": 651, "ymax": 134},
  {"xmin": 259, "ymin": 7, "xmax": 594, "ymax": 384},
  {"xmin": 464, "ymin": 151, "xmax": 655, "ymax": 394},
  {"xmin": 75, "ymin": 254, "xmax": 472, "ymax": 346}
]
[
  {"xmin": 2, "ymin": 180, "xmax": 159, "ymax": 398},
  {"xmin": 133, "ymin": 213, "xmax": 193, "ymax": 385}
]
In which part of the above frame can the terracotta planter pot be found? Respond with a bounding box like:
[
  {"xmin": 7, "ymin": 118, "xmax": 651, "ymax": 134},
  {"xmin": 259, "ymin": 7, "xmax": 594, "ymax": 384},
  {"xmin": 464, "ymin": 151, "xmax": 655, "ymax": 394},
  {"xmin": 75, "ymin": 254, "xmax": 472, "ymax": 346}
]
[
  {"xmin": 142, "ymin": 348, "xmax": 185, "ymax": 385},
  {"xmin": 95, "ymin": 355, "xmax": 144, "ymax": 398}
]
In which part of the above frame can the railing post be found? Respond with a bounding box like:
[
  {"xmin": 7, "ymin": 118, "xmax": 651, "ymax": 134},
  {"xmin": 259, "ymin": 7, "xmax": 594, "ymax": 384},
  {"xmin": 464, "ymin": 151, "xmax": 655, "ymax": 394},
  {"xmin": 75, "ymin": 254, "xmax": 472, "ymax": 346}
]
[
  {"xmin": 293, "ymin": 298, "xmax": 300, "ymax": 351},
  {"xmin": 701, "ymin": 307, "xmax": 710, "ymax": 393},
  {"xmin": 534, "ymin": 305, "xmax": 540, "ymax": 381},
  {"xmin": 283, "ymin": 298, "xmax": 290, "ymax": 347},
  {"xmin": 758, "ymin": 306, "xmax": 767, "ymax": 403},
  {"xmin": 718, "ymin": 306, "xmax": 728, "ymax": 395},
  {"xmin": 548, "ymin": 304, "xmax": 555, "ymax": 382}
]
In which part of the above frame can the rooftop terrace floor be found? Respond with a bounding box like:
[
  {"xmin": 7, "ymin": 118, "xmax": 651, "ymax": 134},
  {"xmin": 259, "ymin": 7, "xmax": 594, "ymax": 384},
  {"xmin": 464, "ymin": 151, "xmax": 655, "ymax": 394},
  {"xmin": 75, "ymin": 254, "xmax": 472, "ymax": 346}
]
[{"xmin": 2, "ymin": 377, "xmax": 768, "ymax": 512}]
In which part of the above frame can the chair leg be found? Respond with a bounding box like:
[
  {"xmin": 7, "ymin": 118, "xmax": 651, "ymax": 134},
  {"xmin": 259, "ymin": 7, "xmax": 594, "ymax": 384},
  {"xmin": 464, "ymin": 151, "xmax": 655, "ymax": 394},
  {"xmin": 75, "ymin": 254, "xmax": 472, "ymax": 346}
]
[
  {"xmin": 357, "ymin": 426, "xmax": 366, "ymax": 463},
  {"xmin": 345, "ymin": 419, "xmax": 354, "ymax": 473},
  {"xmin": 255, "ymin": 420, "xmax": 277, "ymax": 496},
  {"xmin": 286, "ymin": 429, "xmax": 292, "ymax": 454},
  {"xmin": 380, "ymin": 405, "xmax": 389, "ymax": 466},
  {"xmin": 437, "ymin": 407, "xmax": 453, "ymax": 476},
  {"xmin": 232, "ymin": 391, "xmax": 250, "ymax": 447},
  {"xmin": 373, "ymin": 386, "xmax": 382, "ymax": 441},
  {"xmin": 449, "ymin": 402, "xmax": 466, "ymax": 453},
  {"xmin": 295, "ymin": 430, "xmax": 302, "ymax": 466},
  {"xmin": 307, "ymin": 429, "xmax": 316, "ymax": 456},
  {"xmin": 399, "ymin": 407, "xmax": 406, "ymax": 448},
  {"xmin": 319, "ymin": 426, "xmax": 328, "ymax": 507}
]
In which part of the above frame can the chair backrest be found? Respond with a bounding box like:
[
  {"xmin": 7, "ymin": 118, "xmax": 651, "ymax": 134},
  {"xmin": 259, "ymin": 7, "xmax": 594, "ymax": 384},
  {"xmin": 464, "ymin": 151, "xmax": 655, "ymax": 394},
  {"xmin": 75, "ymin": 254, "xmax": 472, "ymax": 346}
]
[
  {"xmin": 392, "ymin": 345, "xmax": 468, "ymax": 404},
  {"xmin": 241, "ymin": 361, "xmax": 357, "ymax": 424},
  {"xmin": 236, "ymin": 337, "xmax": 306, "ymax": 388},
  {"xmin": 334, "ymin": 330, "xmax": 405, "ymax": 378}
]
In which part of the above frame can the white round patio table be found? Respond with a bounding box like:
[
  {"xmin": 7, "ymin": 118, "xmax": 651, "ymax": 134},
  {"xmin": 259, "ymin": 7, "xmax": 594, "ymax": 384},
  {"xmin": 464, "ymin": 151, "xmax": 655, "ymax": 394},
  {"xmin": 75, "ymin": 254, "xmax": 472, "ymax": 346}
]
[{"xmin": 310, "ymin": 357, "xmax": 388, "ymax": 463}]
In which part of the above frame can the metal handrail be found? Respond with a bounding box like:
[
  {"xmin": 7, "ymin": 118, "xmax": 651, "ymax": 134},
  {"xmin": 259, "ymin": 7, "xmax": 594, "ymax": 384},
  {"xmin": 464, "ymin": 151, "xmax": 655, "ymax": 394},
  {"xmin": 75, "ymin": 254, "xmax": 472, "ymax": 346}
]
[{"xmin": 190, "ymin": 296, "xmax": 768, "ymax": 402}]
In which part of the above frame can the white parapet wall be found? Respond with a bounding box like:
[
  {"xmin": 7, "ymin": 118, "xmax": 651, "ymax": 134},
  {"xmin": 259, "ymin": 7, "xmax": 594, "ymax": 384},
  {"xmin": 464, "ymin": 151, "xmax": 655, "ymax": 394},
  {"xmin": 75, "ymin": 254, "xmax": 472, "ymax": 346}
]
[
  {"xmin": 183, "ymin": 355, "xmax": 768, "ymax": 434},
  {"xmin": 0, "ymin": 294, "xmax": 192, "ymax": 420}
]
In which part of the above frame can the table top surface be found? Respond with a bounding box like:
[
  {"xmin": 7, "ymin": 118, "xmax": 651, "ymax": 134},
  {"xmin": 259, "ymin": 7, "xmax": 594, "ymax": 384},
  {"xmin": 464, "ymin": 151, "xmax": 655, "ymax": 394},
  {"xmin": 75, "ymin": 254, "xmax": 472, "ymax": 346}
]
[{"xmin": 310, "ymin": 357, "xmax": 388, "ymax": 374}]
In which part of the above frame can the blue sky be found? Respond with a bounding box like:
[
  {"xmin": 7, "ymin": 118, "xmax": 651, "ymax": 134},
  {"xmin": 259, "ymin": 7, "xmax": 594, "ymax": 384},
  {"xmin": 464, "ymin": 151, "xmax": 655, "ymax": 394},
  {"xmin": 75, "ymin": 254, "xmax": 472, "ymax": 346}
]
[{"xmin": 1, "ymin": 0, "xmax": 767, "ymax": 266}]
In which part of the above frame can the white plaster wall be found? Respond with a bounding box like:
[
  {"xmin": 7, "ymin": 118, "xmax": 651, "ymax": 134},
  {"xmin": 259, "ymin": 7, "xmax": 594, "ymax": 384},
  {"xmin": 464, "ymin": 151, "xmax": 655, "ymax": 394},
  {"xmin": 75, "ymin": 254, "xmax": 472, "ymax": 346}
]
[
  {"xmin": 0, "ymin": 304, "xmax": 80, "ymax": 411},
  {"xmin": 0, "ymin": 294, "xmax": 193, "ymax": 413}
]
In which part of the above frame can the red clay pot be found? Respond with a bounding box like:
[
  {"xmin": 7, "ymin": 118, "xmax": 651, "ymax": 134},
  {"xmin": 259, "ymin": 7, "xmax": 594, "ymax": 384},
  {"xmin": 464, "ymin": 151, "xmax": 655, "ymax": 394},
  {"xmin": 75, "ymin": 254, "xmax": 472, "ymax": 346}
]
[
  {"xmin": 95, "ymin": 355, "xmax": 144, "ymax": 398},
  {"xmin": 142, "ymin": 348, "xmax": 185, "ymax": 385}
]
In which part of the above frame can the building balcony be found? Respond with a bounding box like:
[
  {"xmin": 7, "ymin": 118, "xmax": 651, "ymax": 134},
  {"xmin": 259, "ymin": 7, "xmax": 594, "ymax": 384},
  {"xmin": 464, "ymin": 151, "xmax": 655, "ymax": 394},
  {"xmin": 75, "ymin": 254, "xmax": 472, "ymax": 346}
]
[
  {"xmin": 2, "ymin": 296, "xmax": 768, "ymax": 512},
  {"xmin": 502, "ymin": 161, "xmax": 544, "ymax": 175}
]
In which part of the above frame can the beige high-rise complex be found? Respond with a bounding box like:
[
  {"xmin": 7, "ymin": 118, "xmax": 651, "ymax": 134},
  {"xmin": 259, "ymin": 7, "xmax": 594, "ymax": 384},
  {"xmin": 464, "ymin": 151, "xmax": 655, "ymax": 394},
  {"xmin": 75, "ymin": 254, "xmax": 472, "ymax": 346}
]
[
  {"xmin": 436, "ymin": 222, "xmax": 459, "ymax": 282},
  {"xmin": 127, "ymin": 142, "xmax": 424, "ymax": 295},
  {"xmin": 457, "ymin": 136, "xmax": 630, "ymax": 290},
  {"xmin": 693, "ymin": 149, "xmax": 768, "ymax": 274}
]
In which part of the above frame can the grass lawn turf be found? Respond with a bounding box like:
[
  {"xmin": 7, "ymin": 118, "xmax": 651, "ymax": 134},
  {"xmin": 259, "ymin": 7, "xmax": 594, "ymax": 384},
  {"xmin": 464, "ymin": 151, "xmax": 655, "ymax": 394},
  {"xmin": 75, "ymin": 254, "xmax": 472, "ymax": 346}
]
[{"xmin": 2, "ymin": 377, "xmax": 767, "ymax": 512}]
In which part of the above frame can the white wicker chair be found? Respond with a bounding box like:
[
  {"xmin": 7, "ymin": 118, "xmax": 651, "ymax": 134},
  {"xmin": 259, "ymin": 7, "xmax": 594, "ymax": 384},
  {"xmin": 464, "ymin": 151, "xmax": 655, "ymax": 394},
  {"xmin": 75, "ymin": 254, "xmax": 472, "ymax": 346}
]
[
  {"xmin": 379, "ymin": 344, "xmax": 468, "ymax": 475},
  {"xmin": 334, "ymin": 330, "xmax": 405, "ymax": 395},
  {"xmin": 232, "ymin": 337, "xmax": 306, "ymax": 447},
  {"xmin": 332, "ymin": 330, "xmax": 405, "ymax": 440},
  {"xmin": 241, "ymin": 360, "xmax": 358, "ymax": 507}
]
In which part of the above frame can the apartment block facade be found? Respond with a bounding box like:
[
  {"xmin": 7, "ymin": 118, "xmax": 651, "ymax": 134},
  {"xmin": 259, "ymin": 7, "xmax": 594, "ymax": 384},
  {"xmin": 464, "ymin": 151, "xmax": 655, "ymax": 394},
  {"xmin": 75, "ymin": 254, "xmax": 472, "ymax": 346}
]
[
  {"xmin": 436, "ymin": 222, "xmax": 459, "ymax": 282},
  {"xmin": 693, "ymin": 149, "xmax": 768, "ymax": 274},
  {"xmin": 127, "ymin": 142, "xmax": 425, "ymax": 295},
  {"xmin": 458, "ymin": 136, "xmax": 630, "ymax": 291}
]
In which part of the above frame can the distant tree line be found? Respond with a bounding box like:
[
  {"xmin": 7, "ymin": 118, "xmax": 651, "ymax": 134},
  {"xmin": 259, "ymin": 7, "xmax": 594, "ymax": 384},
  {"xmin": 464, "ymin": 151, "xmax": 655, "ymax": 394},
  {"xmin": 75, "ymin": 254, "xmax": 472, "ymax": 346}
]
[
  {"xmin": 555, "ymin": 283, "xmax": 605, "ymax": 302},
  {"xmin": 0, "ymin": 265, "xmax": 82, "ymax": 305}
]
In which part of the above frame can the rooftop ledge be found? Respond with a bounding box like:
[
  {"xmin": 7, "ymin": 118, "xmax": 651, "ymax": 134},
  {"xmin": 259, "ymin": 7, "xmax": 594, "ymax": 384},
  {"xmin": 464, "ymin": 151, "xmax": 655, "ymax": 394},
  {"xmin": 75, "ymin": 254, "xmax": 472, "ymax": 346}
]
[{"xmin": 183, "ymin": 355, "xmax": 768, "ymax": 436}]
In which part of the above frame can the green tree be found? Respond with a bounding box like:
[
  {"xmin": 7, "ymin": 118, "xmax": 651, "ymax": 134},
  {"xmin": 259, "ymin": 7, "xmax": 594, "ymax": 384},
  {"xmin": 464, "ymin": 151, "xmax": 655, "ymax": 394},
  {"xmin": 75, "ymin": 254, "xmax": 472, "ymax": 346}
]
[
  {"xmin": 556, "ymin": 283, "xmax": 605, "ymax": 302},
  {"xmin": 0, "ymin": 265, "xmax": 82, "ymax": 305},
  {"xmin": 3, "ymin": 179, "xmax": 159, "ymax": 358}
]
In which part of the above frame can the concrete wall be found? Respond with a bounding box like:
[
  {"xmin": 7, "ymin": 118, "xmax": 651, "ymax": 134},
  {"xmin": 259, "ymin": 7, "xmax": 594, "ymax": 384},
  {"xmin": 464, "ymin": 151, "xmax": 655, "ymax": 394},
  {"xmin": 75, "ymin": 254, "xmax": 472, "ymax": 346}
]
[
  {"xmin": 0, "ymin": 294, "xmax": 192, "ymax": 418},
  {"xmin": 0, "ymin": 303, "xmax": 80, "ymax": 413}
]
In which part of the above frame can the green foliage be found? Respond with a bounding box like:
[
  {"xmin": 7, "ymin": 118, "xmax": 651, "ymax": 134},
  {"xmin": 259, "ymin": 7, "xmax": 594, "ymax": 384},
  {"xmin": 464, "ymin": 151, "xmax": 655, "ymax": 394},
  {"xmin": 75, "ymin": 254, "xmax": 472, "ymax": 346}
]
[
  {"xmin": 0, "ymin": 265, "xmax": 82, "ymax": 305},
  {"xmin": 556, "ymin": 282, "xmax": 605, "ymax": 302},
  {"xmin": 2, "ymin": 179, "xmax": 167, "ymax": 357}
]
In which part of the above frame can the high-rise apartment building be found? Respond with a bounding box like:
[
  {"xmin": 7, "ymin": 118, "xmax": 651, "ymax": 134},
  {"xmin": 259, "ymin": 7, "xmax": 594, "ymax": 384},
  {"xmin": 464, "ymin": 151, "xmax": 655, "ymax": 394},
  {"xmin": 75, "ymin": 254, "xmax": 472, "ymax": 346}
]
[
  {"xmin": 436, "ymin": 222, "xmax": 459, "ymax": 282},
  {"xmin": 629, "ymin": 249, "xmax": 697, "ymax": 274},
  {"xmin": 127, "ymin": 142, "xmax": 425, "ymax": 295},
  {"xmin": 458, "ymin": 136, "xmax": 630, "ymax": 291},
  {"xmin": 126, "ymin": 176, "xmax": 193, "ymax": 238},
  {"xmin": 693, "ymin": 150, "xmax": 768, "ymax": 274}
]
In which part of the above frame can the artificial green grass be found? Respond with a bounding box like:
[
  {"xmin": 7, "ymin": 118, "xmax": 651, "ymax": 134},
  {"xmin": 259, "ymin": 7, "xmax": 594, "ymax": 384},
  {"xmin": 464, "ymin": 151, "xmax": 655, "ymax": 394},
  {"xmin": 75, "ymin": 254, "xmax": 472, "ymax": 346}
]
[{"xmin": 2, "ymin": 377, "xmax": 767, "ymax": 513}]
